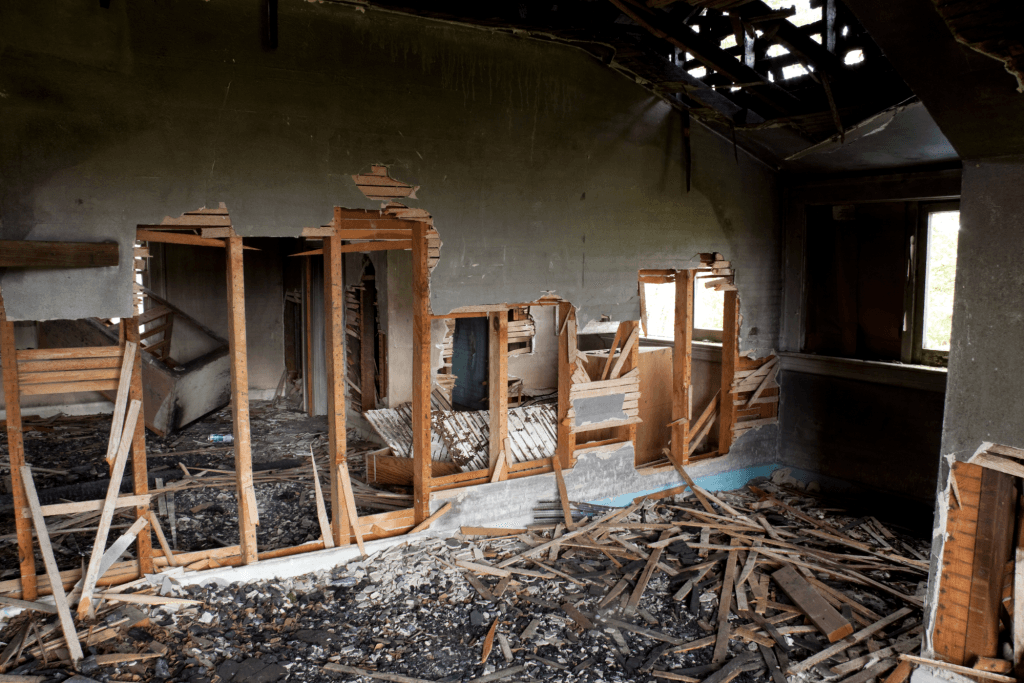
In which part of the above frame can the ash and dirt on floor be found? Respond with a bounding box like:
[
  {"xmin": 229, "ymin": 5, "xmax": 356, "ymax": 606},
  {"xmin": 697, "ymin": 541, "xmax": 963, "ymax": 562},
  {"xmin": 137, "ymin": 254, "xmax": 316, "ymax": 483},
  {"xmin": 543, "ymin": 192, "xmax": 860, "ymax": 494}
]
[
  {"xmin": 0, "ymin": 401, "xmax": 406, "ymax": 575},
  {"xmin": 0, "ymin": 419, "xmax": 930, "ymax": 683}
]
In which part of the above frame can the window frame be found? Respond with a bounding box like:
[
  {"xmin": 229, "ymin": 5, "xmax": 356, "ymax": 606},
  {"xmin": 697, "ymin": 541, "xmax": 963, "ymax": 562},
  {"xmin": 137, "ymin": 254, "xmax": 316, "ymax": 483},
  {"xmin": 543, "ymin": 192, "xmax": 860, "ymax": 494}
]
[
  {"xmin": 908, "ymin": 200, "xmax": 960, "ymax": 367},
  {"xmin": 639, "ymin": 272, "xmax": 724, "ymax": 346}
]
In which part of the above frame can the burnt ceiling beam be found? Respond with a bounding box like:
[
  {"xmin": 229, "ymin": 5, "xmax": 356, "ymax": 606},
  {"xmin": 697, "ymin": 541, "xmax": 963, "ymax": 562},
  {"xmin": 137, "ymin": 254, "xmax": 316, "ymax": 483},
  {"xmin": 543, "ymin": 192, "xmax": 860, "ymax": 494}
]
[
  {"xmin": 606, "ymin": 0, "xmax": 809, "ymax": 117},
  {"xmin": 731, "ymin": 1, "xmax": 850, "ymax": 83}
]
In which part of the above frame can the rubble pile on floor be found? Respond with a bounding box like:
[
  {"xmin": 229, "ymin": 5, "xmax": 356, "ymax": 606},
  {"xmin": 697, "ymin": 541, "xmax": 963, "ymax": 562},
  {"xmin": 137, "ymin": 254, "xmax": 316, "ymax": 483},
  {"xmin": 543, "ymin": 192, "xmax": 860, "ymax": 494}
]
[{"xmin": 0, "ymin": 472, "xmax": 935, "ymax": 683}]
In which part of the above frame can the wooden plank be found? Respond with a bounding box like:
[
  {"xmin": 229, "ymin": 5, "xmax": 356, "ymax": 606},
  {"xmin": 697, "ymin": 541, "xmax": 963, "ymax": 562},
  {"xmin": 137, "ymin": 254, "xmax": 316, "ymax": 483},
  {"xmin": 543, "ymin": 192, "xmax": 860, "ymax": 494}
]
[
  {"xmin": 136, "ymin": 229, "xmax": 228, "ymax": 249},
  {"xmin": 881, "ymin": 659, "xmax": 913, "ymax": 683},
  {"xmin": 20, "ymin": 467, "xmax": 83, "ymax": 663},
  {"xmin": 489, "ymin": 312, "xmax": 509, "ymax": 476},
  {"xmin": 1016, "ymin": 491, "xmax": 1024, "ymax": 679},
  {"xmin": 898, "ymin": 655, "xmax": 1016, "ymax": 683},
  {"xmin": 719, "ymin": 290, "xmax": 738, "ymax": 454},
  {"xmin": 20, "ymin": 494, "xmax": 151, "ymax": 519},
  {"xmin": 19, "ymin": 379, "xmax": 118, "ymax": 396},
  {"xmin": 0, "ymin": 240, "xmax": 118, "ymax": 269},
  {"xmin": 0, "ymin": 304, "xmax": 36, "ymax": 601},
  {"xmin": 551, "ymin": 452, "xmax": 574, "ymax": 530},
  {"xmin": 712, "ymin": 541, "xmax": 739, "ymax": 663},
  {"xmin": 15, "ymin": 356, "xmax": 121, "ymax": 373},
  {"xmin": 609, "ymin": 326, "xmax": 640, "ymax": 380},
  {"xmin": 15, "ymin": 346, "xmax": 122, "ymax": 361},
  {"xmin": 225, "ymin": 236, "xmax": 258, "ymax": 564},
  {"xmin": 601, "ymin": 326, "xmax": 624, "ymax": 381},
  {"xmin": 124, "ymin": 318, "xmax": 153, "ymax": 575},
  {"xmin": 334, "ymin": 228, "xmax": 412, "ymax": 239},
  {"xmin": 310, "ymin": 452, "xmax": 335, "ymax": 549},
  {"xmin": 323, "ymin": 235, "xmax": 351, "ymax": 546},
  {"xmin": 411, "ymin": 222, "xmax": 432, "ymax": 523},
  {"xmin": 337, "ymin": 462, "xmax": 365, "ymax": 556},
  {"xmin": 105, "ymin": 341, "xmax": 137, "ymax": 465},
  {"xmin": 18, "ymin": 367, "xmax": 121, "ymax": 385},
  {"xmin": 772, "ymin": 564, "xmax": 853, "ymax": 642},
  {"xmin": 147, "ymin": 511, "xmax": 177, "ymax": 567},
  {"xmin": 964, "ymin": 467, "xmax": 1016, "ymax": 662},
  {"xmin": 410, "ymin": 502, "xmax": 452, "ymax": 534},
  {"xmin": 76, "ymin": 399, "xmax": 141, "ymax": 619},
  {"xmin": 673, "ymin": 270, "xmax": 694, "ymax": 465},
  {"xmin": 789, "ymin": 607, "xmax": 913, "ymax": 674},
  {"xmin": 971, "ymin": 452, "xmax": 1024, "ymax": 479}
]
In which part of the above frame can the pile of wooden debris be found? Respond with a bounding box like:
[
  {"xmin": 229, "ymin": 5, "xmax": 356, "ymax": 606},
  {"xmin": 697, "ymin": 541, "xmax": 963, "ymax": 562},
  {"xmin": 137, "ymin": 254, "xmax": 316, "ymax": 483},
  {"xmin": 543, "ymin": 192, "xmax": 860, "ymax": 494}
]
[{"xmin": 0, "ymin": 470, "xmax": 957, "ymax": 683}]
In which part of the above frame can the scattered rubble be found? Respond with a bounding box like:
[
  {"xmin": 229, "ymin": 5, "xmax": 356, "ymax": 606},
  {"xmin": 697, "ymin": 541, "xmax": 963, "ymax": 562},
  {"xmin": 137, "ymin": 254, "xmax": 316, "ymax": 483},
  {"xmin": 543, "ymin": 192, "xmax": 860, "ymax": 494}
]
[{"xmin": 0, "ymin": 470, "xmax": 932, "ymax": 683}]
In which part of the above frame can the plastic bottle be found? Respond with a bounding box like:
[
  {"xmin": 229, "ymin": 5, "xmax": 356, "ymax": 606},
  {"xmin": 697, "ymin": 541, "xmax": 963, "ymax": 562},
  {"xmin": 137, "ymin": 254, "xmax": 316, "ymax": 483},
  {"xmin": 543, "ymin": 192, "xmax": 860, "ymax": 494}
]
[{"xmin": 208, "ymin": 434, "xmax": 234, "ymax": 443}]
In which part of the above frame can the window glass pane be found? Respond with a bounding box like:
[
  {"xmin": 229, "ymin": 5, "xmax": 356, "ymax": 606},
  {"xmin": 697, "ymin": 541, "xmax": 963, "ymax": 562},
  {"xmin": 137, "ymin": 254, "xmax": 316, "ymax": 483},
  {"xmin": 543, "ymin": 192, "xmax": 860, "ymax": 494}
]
[
  {"xmin": 644, "ymin": 282, "xmax": 674, "ymax": 340},
  {"xmin": 694, "ymin": 281, "xmax": 724, "ymax": 330},
  {"xmin": 923, "ymin": 210, "xmax": 960, "ymax": 351}
]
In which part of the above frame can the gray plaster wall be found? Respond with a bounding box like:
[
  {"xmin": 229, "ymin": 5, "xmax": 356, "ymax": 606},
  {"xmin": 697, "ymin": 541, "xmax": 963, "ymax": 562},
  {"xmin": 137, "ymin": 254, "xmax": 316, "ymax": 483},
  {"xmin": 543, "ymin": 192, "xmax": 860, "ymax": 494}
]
[
  {"xmin": 921, "ymin": 157, "xmax": 1024, "ymax": 654},
  {"xmin": 0, "ymin": 0, "xmax": 780, "ymax": 360},
  {"xmin": 940, "ymin": 158, "xmax": 1024, "ymax": 459}
]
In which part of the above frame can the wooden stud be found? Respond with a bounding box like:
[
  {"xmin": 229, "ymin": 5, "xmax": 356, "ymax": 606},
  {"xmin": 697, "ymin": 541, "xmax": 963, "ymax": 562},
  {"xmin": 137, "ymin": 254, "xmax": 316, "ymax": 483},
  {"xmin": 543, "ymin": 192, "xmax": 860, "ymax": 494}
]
[
  {"xmin": 411, "ymin": 222, "xmax": 433, "ymax": 524},
  {"xmin": 310, "ymin": 451, "xmax": 335, "ymax": 549},
  {"xmin": 489, "ymin": 311, "xmax": 509, "ymax": 475},
  {"xmin": 359, "ymin": 280, "xmax": 376, "ymax": 412},
  {"xmin": 76, "ymin": 399, "xmax": 141, "ymax": 619},
  {"xmin": 608, "ymin": 326, "xmax": 640, "ymax": 380},
  {"xmin": 600, "ymin": 326, "xmax": 624, "ymax": 381},
  {"xmin": 103, "ymin": 341, "xmax": 137, "ymax": 466},
  {"xmin": 410, "ymin": 502, "xmax": 452, "ymax": 534},
  {"xmin": 719, "ymin": 290, "xmax": 739, "ymax": 454},
  {"xmin": 225, "ymin": 236, "xmax": 258, "ymax": 564},
  {"xmin": 556, "ymin": 304, "xmax": 576, "ymax": 469},
  {"xmin": 337, "ymin": 462, "xmax": 365, "ymax": 556},
  {"xmin": 147, "ymin": 511, "xmax": 177, "ymax": 567},
  {"xmin": 0, "ymin": 295, "xmax": 35, "ymax": 601},
  {"xmin": 19, "ymin": 467, "xmax": 83, "ymax": 664},
  {"xmin": 124, "ymin": 319, "xmax": 153, "ymax": 576},
  {"xmin": 551, "ymin": 453, "xmax": 574, "ymax": 530},
  {"xmin": 672, "ymin": 270, "xmax": 694, "ymax": 465},
  {"xmin": 323, "ymin": 235, "xmax": 350, "ymax": 545},
  {"xmin": 304, "ymin": 257, "xmax": 314, "ymax": 415}
]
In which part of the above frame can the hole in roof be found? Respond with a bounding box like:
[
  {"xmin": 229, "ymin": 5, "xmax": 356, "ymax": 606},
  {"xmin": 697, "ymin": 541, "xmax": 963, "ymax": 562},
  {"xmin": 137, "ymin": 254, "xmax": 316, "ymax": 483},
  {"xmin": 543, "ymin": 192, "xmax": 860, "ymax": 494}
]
[
  {"xmin": 782, "ymin": 63, "xmax": 809, "ymax": 79},
  {"xmin": 689, "ymin": 66, "xmax": 707, "ymax": 78},
  {"xmin": 766, "ymin": 44, "xmax": 789, "ymax": 57},
  {"xmin": 763, "ymin": 0, "xmax": 821, "ymax": 27},
  {"xmin": 844, "ymin": 49, "xmax": 864, "ymax": 64},
  {"xmin": 720, "ymin": 35, "xmax": 737, "ymax": 49},
  {"xmin": 811, "ymin": 34, "xmax": 821, "ymax": 44}
]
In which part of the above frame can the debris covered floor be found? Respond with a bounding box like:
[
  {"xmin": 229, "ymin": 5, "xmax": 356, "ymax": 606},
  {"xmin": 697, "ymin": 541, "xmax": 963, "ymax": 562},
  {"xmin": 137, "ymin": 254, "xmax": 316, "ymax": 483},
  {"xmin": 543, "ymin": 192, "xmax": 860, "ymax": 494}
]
[
  {"xmin": 0, "ymin": 401, "xmax": 406, "ymax": 576},
  {"xmin": 0, "ymin": 470, "xmax": 930, "ymax": 683}
]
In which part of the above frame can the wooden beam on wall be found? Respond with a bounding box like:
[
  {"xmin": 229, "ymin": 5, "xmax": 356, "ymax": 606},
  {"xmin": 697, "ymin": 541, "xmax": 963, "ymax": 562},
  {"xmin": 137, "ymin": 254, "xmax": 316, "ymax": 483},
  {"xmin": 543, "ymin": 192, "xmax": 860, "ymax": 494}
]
[
  {"xmin": 672, "ymin": 270, "xmax": 694, "ymax": 465},
  {"xmin": 124, "ymin": 318, "xmax": 154, "ymax": 575},
  {"xmin": 411, "ymin": 221, "xmax": 433, "ymax": 524},
  {"xmin": 225, "ymin": 236, "xmax": 258, "ymax": 564},
  {"xmin": 0, "ymin": 240, "xmax": 119, "ymax": 269},
  {"xmin": 719, "ymin": 290, "xmax": 740, "ymax": 455},
  {"xmin": 323, "ymin": 235, "xmax": 350, "ymax": 546},
  {"xmin": 0, "ymin": 294, "xmax": 36, "ymax": 600},
  {"xmin": 489, "ymin": 311, "xmax": 509, "ymax": 477}
]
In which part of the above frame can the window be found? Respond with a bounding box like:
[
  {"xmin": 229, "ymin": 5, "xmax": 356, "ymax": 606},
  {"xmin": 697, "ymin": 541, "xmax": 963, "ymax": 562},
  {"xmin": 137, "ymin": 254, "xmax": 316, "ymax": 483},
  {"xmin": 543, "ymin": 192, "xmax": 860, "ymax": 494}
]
[
  {"xmin": 912, "ymin": 204, "xmax": 960, "ymax": 365},
  {"xmin": 640, "ymin": 275, "xmax": 723, "ymax": 343}
]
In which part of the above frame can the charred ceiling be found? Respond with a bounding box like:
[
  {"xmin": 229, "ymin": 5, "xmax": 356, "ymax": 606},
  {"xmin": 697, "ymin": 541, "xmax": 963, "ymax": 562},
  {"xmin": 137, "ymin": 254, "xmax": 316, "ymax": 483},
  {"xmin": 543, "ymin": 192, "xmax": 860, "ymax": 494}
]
[{"xmin": 339, "ymin": 0, "xmax": 916, "ymax": 165}]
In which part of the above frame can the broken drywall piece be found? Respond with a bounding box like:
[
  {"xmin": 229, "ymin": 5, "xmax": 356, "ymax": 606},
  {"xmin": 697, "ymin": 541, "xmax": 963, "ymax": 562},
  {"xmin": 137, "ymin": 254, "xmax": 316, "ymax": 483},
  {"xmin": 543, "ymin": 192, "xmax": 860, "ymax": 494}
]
[{"xmin": 353, "ymin": 165, "xmax": 419, "ymax": 202}]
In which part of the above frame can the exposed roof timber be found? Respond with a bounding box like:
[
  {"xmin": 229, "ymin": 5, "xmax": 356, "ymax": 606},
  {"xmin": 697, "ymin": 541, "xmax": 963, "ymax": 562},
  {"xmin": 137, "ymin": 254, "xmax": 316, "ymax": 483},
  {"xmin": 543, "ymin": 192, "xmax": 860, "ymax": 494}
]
[
  {"xmin": 784, "ymin": 98, "xmax": 917, "ymax": 161},
  {"xmin": 607, "ymin": 0, "xmax": 808, "ymax": 117}
]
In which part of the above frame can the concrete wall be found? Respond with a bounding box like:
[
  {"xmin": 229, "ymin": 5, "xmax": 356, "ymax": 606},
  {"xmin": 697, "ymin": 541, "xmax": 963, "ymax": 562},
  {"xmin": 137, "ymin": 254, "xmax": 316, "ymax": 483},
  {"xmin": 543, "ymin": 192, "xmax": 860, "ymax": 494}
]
[{"xmin": 0, "ymin": 0, "xmax": 780, "ymax": 360}]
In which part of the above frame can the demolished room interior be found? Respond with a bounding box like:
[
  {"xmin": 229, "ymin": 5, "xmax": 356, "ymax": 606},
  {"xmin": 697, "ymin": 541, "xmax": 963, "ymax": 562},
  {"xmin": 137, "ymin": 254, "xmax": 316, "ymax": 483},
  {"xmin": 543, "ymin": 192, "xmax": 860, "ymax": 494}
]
[{"xmin": 1, "ymin": 0, "xmax": 1023, "ymax": 681}]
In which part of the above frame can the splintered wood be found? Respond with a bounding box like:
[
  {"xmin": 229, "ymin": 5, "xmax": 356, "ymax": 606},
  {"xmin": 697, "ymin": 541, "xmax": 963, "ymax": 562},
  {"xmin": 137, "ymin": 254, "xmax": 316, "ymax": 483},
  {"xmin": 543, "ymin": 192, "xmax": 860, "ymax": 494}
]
[{"xmin": 451, "ymin": 476, "xmax": 926, "ymax": 682}]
